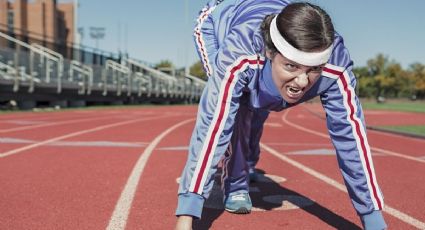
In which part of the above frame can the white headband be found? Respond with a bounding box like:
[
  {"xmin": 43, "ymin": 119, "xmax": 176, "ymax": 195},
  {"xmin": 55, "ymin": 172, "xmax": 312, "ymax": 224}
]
[{"xmin": 270, "ymin": 16, "xmax": 333, "ymax": 66}]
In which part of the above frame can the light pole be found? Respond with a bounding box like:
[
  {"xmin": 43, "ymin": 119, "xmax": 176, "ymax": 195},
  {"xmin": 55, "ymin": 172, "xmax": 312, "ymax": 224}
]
[
  {"xmin": 74, "ymin": 0, "xmax": 81, "ymax": 61},
  {"xmin": 184, "ymin": 0, "xmax": 189, "ymax": 75},
  {"xmin": 89, "ymin": 27, "xmax": 105, "ymax": 51}
]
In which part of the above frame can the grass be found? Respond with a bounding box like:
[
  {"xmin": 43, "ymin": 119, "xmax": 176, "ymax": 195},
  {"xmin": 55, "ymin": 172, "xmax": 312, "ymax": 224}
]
[
  {"xmin": 375, "ymin": 125, "xmax": 425, "ymax": 138},
  {"xmin": 361, "ymin": 99, "xmax": 425, "ymax": 113},
  {"xmin": 360, "ymin": 99, "xmax": 425, "ymax": 137}
]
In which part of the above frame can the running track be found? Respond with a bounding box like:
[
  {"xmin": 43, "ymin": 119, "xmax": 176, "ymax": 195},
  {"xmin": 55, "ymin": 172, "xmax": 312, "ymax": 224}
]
[{"xmin": 0, "ymin": 104, "xmax": 424, "ymax": 229}]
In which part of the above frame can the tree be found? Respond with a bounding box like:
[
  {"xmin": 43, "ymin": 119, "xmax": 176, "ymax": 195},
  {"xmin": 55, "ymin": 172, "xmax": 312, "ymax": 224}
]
[
  {"xmin": 366, "ymin": 54, "xmax": 390, "ymax": 98},
  {"xmin": 189, "ymin": 61, "xmax": 207, "ymax": 81},
  {"xmin": 155, "ymin": 60, "xmax": 174, "ymax": 69},
  {"xmin": 409, "ymin": 63, "xmax": 425, "ymax": 99},
  {"xmin": 367, "ymin": 53, "xmax": 388, "ymax": 76},
  {"xmin": 155, "ymin": 60, "xmax": 175, "ymax": 76},
  {"xmin": 364, "ymin": 54, "xmax": 408, "ymax": 99},
  {"xmin": 354, "ymin": 66, "xmax": 376, "ymax": 98},
  {"xmin": 383, "ymin": 62, "xmax": 406, "ymax": 97}
]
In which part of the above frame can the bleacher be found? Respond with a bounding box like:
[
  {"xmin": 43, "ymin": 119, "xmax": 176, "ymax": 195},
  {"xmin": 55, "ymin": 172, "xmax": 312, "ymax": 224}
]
[{"xmin": 0, "ymin": 31, "xmax": 206, "ymax": 109}]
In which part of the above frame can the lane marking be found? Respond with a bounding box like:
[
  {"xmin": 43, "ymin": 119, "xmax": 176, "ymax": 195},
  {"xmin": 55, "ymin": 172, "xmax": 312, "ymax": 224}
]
[
  {"xmin": 2, "ymin": 120, "xmax": 46, "ymax": 125},
  {"xmin": 261, "ymin": 143, "xmax": 347, "ymax": 192},
  {"xmin": 368, "ymin": 128, "xmax": 425, "ymax": 143},
  {"xmin": 0, "ymin": 138, "xmax": 147, "ymax": 148},
  {"xmin": 0, "ymin": 137, "xmax": 33, "ymax": 144},
  {"xmin": 145, "ymin": 143, "xmax": 336, "ymax": 151},
  {"xmin": 287, "ymin": 148, "xmax": 335, "ymax": 156},
  {"xmin": 260, "ymin": 142, "xmax": 425, "ymax": 229},
  {"xmin": 0, "ymin": 115, "xmax": 130, "ymax": 133},
  {"xmin": 281, "ymin": 110, "xmax": 425, "ymax": 163},
  {"xmin": 264, "ymin": 122, "xmax": 282, "ymax": 127},
  {"xmin": 157, "ymin": 146, "xmax": 189, "ymax": 151},
  {"xmin": 285, "ymin": 148, "xmax": 386, "ymax": 156},
  {"xmin": 301, "ymin": 104, "xmax": 425, "ymax": 144},
  {"xmin": 369, "ymin": 146, "xmax": 425, "ymax": 163},
  {"xmin": 261, "ymin": 142, "xmax": 331, "ymax": 147},
  {"xmin": 106, "ymin": 118, "xmax": 194, "ymax": 230},
  {"xmin": 0, "ymin": 115, "xmax": 172, "ymax": 158}
]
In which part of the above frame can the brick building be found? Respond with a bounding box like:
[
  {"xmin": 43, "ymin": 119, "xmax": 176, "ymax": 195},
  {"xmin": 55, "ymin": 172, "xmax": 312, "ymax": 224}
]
[{"xmin": 0, "ymin": 0, "xmax": 75, "ymax": 46}]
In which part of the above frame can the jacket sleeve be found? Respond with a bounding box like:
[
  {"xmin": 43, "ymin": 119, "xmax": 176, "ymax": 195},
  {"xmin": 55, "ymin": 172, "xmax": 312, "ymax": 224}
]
[
  {"xmin": 176, "ymin": 4, "xmax": 263, "ymax": 219},
  {"xmin": 320, "ymin": 39, "xmax": 385, "ymax": 217},
  {"xmin": 193, "ymin": 1, "xmax": 218, "ymax": 77}
]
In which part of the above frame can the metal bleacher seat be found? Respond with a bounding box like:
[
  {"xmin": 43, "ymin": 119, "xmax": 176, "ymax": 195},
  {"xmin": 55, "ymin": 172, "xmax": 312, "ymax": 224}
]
[{"xmin": 1, "ymin": 30, "xmax": 207, "ymax": 108}]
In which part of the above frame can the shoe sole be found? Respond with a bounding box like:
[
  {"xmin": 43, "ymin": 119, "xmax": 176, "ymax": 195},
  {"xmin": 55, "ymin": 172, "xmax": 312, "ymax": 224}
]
[{"xmin": 225, "ymin": 207, "xmax": 251, "ymax": 214}]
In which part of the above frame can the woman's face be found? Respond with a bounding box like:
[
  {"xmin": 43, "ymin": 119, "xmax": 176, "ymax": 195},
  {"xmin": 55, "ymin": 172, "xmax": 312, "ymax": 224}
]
[{"xmin": 268, "ymin": 52, "xmax": 324, "ymax": 104}]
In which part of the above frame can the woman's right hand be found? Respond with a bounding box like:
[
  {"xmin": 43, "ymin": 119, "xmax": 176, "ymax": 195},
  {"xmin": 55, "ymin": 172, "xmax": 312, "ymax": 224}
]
[{"xmin": 175, "ymin": 215, "xmax": 193, "ymax": 230}]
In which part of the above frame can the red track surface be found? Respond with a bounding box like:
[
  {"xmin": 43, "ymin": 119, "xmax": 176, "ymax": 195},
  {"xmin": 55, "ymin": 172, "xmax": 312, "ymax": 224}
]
[{"xmin": 0, "ymin": 104, "xmax": 424, "ymax": 230}]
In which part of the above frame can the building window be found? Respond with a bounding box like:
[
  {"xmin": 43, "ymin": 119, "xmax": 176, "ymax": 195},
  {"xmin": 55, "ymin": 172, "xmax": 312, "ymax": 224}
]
[{"xmin": 7, "ymin": 9, "xmax": 14, "ymax": 33}]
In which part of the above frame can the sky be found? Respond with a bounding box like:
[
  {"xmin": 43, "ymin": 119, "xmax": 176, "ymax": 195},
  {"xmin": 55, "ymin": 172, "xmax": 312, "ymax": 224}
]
[{"xmin": 76, "ymin": 0, "xmax": 425, "ymax": 69}]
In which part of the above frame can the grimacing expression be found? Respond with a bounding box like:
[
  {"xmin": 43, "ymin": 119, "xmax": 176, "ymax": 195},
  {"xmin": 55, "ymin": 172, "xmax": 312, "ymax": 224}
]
[{"xmin": 268, "ymin": 52, "xmax": 324, "ymax": 104}]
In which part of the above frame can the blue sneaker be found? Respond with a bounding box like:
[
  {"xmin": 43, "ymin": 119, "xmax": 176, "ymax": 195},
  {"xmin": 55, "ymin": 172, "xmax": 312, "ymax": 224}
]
[{"xmin": 224, "ymin": 192, "xmax": 252, "ymax": 214}]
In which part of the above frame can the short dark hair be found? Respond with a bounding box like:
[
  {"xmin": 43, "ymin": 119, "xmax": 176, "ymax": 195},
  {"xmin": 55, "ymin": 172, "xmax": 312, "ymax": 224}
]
[{"xmin": 261, "ymin": 2, "xmax": 335, "ymax": 57}]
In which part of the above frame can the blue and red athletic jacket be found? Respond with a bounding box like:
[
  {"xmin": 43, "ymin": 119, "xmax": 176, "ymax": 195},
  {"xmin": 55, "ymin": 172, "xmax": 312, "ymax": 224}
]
[{"xmin": 176, "ymin": 0, "xmax": 385, "ymax": 226}]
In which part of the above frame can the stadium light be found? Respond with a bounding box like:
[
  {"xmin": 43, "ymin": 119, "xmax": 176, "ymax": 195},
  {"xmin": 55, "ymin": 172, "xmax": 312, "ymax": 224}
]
[{"xmin": 89, "ymin": 27, "xmax": 105, "ymax": 50}]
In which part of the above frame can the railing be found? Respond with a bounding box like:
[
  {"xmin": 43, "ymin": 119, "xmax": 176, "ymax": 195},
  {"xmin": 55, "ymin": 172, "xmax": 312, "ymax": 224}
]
[
  {"xmin": 69, "ymin": 60, "xmax": 93, "ymax": 95},
  {"xmin": 133, "ymin": 72, "xmax": 152, "ymax": 97},
  {"xmin": 0, "ymin": 31, "xmax": 64, "ymax": 93},
  {"xmin": 0, "ymin": 60, "xmax": 41, "ymax": 89},
  {"xmin": 126, "ymin": 58, "xmax": 181, "ymax": 98},
  {"xmin": 1, "ymin": 31, "xmax": 207, "ymax": 107},
  {"xmin": 185, "ymin": 74, "xmax": 207, "ymax": 101},
  {"xmin": 30, "ymin": 43, "xmax": 64, "ymax": 93},
  {"xmin": 102, "ymin": 60, "xmax": 131, "ymax": 96}
]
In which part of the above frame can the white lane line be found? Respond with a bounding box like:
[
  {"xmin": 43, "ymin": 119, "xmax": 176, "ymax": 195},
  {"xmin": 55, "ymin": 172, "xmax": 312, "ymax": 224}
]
[
  {"xmin": 157, "ymin": 146, "xmax": 189, "ymax": 151},
  {"xmin": 265, "ymin": 142, "xmax": 332, "ymax": 147},
  {"xmin": 2, "ymin": 120, "xmax": 46, "ymax": 125},
  {"xmin": 0, "ymin": 138, "xmax": 147, "ymax": 148},
  {"xmin": 261, "ymin": 143, "xmax": 347, "ymax": 191},
  {"xmin": 106, "ymin": 118, "xmax": 194, "ymax": 230},
  {"xmin": 0, "ymin": 115, "xmax": 127, "ymax": 133},
  {"xmin": 301, "ymin": 104, "xmax": 425, "ymax": 144},
  {"xmin": 368, "ymin": 128, "xmax": 425, "ymax": 143},
  {"xmin": 369, "ymin": 146, "xmax": 425, "ymax": 163},
  {"xmin": 264, "ymin": 122, "xmax": 282, "ymax": 127},
  {"xmin": 0, "ymin": 115, "xmax": 171, "ymax": 158},
  {"xmin": 260, "ymin": 143, "xmax": 425, "ymax": 229},
  {"xmin": 281, "ymin": 110, "xmax": 425, "ymax": 163}
]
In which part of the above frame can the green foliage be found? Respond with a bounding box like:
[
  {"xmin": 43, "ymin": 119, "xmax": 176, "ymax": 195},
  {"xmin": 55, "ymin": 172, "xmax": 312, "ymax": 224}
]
[
  {"xmin": 155, "ymin": 60, "xmax": 174, "ymax": 69},
  {"xmin": 189, "ymin": 61, "xmax": 207, "ymax": 81},
  {"xmin": 154, "ymin": 60, "xmax": 176, "ymax": 76},
  {"xmin": 409, "ymin": 63, "xmax": 425, "ymax": 98},
  {"xmin": 355, "ymin": 54, "xmax": 425, "ymax": 99}
]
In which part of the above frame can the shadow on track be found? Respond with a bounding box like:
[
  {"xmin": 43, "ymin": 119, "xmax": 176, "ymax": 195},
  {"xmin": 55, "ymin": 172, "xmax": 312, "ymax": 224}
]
[{"xmin": 193, "ymin": 168, "xmax": 361, "ymax": 230}]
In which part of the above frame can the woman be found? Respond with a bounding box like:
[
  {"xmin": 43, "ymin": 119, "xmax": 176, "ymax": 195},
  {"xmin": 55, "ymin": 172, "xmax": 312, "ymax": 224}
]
[{"xmin": 175, "ymin": 1, "xmax": 387, "ymax": 229}]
